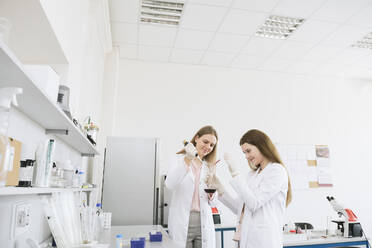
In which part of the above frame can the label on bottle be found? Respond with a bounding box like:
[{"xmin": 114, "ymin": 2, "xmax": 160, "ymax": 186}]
[
  {"xmin": 19, "ymin": 167, "xmax": 28, "ymax": 181},
  {"xmin": 19, "ymin": 167, "xmax": 33, "ymax": 181}
]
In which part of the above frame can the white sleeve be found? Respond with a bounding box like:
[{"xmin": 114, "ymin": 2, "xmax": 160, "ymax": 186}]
[
  {"xmin": 164, "ymin": 155, "xmax": 189, "ymax": 190},
  {"xmin": 230, "ymin": 165, "xmax": 287, "ymax": 213},
  {"xmin": 218, "ymin": 191, "xmax": 242, "ymax": 215}
]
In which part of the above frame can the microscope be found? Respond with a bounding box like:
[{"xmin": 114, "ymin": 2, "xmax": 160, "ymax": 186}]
[{"xmin": 326, "ymin": 196, "xmax": 363, "ymax": 238}]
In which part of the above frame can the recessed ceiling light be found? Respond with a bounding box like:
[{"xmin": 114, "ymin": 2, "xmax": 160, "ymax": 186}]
[
  {"xmin": 255, "ymin": 15, "xmax": 305, "ymax": 39},
  {"xmin": 351, "ymin": 32, "xmax": 372, "ymax": 50},
  {"xmin": 140, "ymin": 0, "xmax": 184, "ymax": 26}
]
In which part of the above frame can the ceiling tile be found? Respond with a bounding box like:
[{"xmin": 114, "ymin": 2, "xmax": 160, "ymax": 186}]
[
  {"xmin": 219, "ymin": 9, "xmax": 267, "ymax": 35},
  {"xmin": 138, "ymin": 24, "xmax": 177, "ymax": 47},
  {"xmin": 170, "ymin": 49, "xmax": 204, "ymax": 64},
  {"xmin": 340, "ymin": 65, "xmax": 372, "ymax": 79},
  {"xmin": 327, "ymin": 47, "xmax": 370, "ymax": 65},
  {"xmin": 188, "ymin": 0, "xmax": 233, "ymax": 7},
  {"xmin": 230, "ymin": 54, "xmax": 266, "ymax": 69},
  {"xmin": 270, "ymin": 42, "xmax": 314, "ymax": 60},
  {"xmin": 119, "ymin": 44, "xmax": 138, "ymax": 59},
  {"xmin": 109, "ymin": 0, "xmax": 139, "ymax": 23},
  {"xmin": 111, "ymin": 22, "xmax": 138, "ymax": 44},
  {"xmin": 289, "ymin": 20, "xmax": 340, "ymax": 44},
  {"xmin": 346, "ymin": 3, "xmax": 372, "ymax": 28},
  {"xmin": 320, "ymin": 25, "xmax": 371, "ymax": 48},
  {"xmin": 300, "ymin": 45, "xmax": 344, "ymax": 62},
  {"xmin": 241, "ymin": 36, "xmax": 284, "ymax": 57},
  {"xmin": 312, "ymin": 0, "xmax": 370, "ymax": 23},
  {"xmin": 317, "ymin": 62, "xmax": 370, "ymax": 78},
  {"xmin": 208, "ymin": 33, "xmax": 250, "ymax": 53},
  {"xmin": 272, "ymin": 0, "xmax": 327, "ymax": 18},
  {"xmin": 174, "ymin": 29, "xmax": 215, "ymax": 50},
  {"xmin": 233, "ymin": 0, "xmax": 280, "ymax": 12},
  {"xmin": 201, "ymin": 52, "xmax": 235, "ymax": 66},
  {"xmin": 180, "ymin": 4, "xmax": 228, "ymax": 31},
  {"xmin": 258, "ymin": 58, "xmax": 294, "ymax": 71},
  {"xmin": 138, "ymin": 46, "xmax": 172, "ymax": 62},
  {"xmin": 354, "ymin": 53, "xmax": 372, "ymax": 67},
  {"xmin": 286, "ymin": 61, "xmax": 322, "ymax": 74}
]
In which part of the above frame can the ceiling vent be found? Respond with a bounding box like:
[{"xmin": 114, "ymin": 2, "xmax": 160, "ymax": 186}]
[
  {"xmin": 255, "ymin": 15, "xmax": 305, "ymax": 39},
  {"xmin": 140, "ymin": 0, "xmax": 184, "ymax": 26},
  {"xmin": 351, "ymin": 32, "xmax": 372, "ymax": 50}
]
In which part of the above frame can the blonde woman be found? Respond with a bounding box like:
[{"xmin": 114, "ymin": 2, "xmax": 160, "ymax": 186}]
[
  {"xmin": 209, "ymin": 129, "xmax": 292, "ymax": 248},
  {"xmin": 165, "ymin": 125, "xmax": 219, "ymax": 248}
]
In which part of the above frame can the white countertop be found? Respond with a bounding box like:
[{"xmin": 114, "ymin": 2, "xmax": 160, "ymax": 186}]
[
  {"xmin": 98, "ymin": 225, "xmax": 368, "ymax": 247},
  {"xmin": 283, "ymin": 233, "xmax": 368, "ymax": 246},
  {"xmin": 99, "ymin": 225, "xmax": 183, "ymax": 248}
]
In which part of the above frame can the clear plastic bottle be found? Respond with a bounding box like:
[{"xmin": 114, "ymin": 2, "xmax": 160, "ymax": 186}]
[
  {"xmin": 116, "ymin": 234, "xmax": 123, "ymax": 248},
  {"xmin": 93, "ymin": 203, "xmax": 103, "ymax": 241},
  {"xmin": 0, "ymin": 87, "xmax": 22, "ymax": 186},
  {"xmin": 78, "ymin": 171, "xmax": 84, "ymax": 187}
]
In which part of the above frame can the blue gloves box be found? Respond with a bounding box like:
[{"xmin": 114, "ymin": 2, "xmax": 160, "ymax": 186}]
[
  {"xmin": 130, "ymin": 237, "xmax": 145, "ymax": 248},
  {"xmin": 149, "ymin": 231, "xmax": 162, "ymax": 242}
]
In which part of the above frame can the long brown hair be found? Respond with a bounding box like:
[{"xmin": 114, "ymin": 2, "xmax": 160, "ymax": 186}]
[
  {"xmin": 239, "ymin": 129, "xmax": 292, "ymax": 207},
  {"xmin": 177, "ymin": 125, "xmax": 218, "ymax": 165}
]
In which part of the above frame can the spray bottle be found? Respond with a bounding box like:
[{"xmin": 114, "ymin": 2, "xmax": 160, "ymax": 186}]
[{"xmin": 0, "ymin": 87, "xmax": 23, "ymax": 186}]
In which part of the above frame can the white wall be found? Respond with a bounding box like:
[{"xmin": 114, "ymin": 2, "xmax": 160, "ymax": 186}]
[
  {"xmin": 40, "ymin": 0, "xmax": 108, "ymax": 185},
  {"xmin": 0, "ymin": 1, "xmax": 108, "ymax": 247},
  {"xmin": 102, "ymin": 59, "xmax": 372, "ymax": 245}
]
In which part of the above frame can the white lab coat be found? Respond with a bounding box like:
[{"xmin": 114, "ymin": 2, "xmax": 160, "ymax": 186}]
[
  {"xmin": 165, "ymin": 154, "xmax": 217, "ymax": 248},
  {"xmin": 219, "ymin": 162, "xmax": 288, "ymax": 248}
]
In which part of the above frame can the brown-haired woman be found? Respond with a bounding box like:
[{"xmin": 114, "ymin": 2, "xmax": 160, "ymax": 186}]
[
  {"xmin": 210, "ymin": 129, "xmax": 292, "ymax": 248},
  {"xmin": 165, "ymin": 125, "xmax": 219, "ymax": 248}
]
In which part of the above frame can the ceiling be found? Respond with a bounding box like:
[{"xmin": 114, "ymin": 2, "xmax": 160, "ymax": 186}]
[{"xmin": 109, "ymin": 0, "xmax": 372, "ymax": 79}]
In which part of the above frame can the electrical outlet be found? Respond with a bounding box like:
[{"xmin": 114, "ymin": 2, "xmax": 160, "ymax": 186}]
[{"xmin": 11, "ymin": 202, "xmax": 31, "ymax": 238}]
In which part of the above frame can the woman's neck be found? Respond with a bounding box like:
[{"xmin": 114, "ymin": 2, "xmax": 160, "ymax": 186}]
[{"xmin": 258, "ymin": 159, "xmax": 269, "ymax": 172}]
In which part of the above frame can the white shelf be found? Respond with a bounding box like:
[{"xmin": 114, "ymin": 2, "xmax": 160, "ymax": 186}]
[
  {"xmin": 0, "ymin": 41, "xmax": 99, "ymax": 156},
  {"xmin": 0, "ymin": 186, "xmax": 96, "ymax": 196},
  {"xmin": 0, "ymin": 0, "xmax": 68, "ymax": 64}
]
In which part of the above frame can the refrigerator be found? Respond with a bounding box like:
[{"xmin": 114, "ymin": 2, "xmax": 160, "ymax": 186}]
[{"xmin": 102, "ymin": 137, "xmax": 160, "ymax": 225}]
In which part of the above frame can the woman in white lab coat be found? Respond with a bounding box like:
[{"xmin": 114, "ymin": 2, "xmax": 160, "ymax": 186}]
[
  {"xmin": 165, "ymin": 125, "xmax": 218, "ymax": 248},
  {"xmin": 210, "ymin": 129, "xmax": 292, "ymax": 248}
]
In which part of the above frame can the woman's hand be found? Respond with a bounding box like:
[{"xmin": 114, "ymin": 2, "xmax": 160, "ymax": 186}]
[
  {"xmin": 224, "ymin": 153, "xmax": 239, "ymax": 177},
  {"xmin": 185, "ymin": 142, "xmax": 198, "ymax": 160},
  {"xmin": 205, "ymin": 174, "xmax": 225, "ymax": 196}
]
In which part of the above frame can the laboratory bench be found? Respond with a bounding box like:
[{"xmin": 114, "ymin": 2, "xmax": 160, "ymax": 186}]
[
  {"xmin": 215, "ymin": 226, "xmax": 369, "ymax": 248},
  {"xmin": 283, "ymin": 235, "xmax": 370, "ymax": 248},
  {"xmin": 99, "ymin": 225, "xmax": 182, "ymax": 248},
  {"xmin": 99, "ymin": 225, "xmax": 369, "ymax": 248}
]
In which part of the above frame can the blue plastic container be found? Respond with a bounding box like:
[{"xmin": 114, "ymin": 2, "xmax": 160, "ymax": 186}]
[
  {"xmin": 130, "ymin": 237, "xmax": 145, "ymax": 248},
  {"xmin": 149, "ymin": 231, "xmax": 162, "ymax": 242}
]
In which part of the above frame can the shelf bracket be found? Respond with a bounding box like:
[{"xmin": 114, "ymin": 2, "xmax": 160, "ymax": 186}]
[
  {"xmin": 82, "ymin": 153, "xmax": 95, "ymax": 157},
  {"xmin": 45, "ymin": 129, "xmax": 69, "ymax": 135}
]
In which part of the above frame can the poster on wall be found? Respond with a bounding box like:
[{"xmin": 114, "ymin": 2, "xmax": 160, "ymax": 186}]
[
  {"xmin": 316, "ymin": 145, "xmax": 333, "ymax": 187},
  {"xmin": 276, "ymin": 143, "xmax": 333, "ymax": 190}
]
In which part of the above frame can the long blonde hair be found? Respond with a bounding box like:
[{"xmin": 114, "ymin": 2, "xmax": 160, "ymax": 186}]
[
  {"xmin": 239, "ymin": 129, "xmax": 292, "ymax": 207},
  {"xmin": 177, "ymin": 125, "xmax": 218, "ymax": 165}
]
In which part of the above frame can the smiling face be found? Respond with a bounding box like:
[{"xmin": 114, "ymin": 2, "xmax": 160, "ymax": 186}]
[
  {"xmin": 240, "ymin": 143, "xmax": 267, "ymax": 168},
  {"xmin": 194, "ymin": 134, "xmax": 217, "ymax": 159}
]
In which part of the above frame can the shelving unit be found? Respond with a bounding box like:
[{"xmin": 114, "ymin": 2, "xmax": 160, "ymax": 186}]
[
  {"xmin": 0, "ymin": 41, "xmax": 99, "ymax": 156},
  {"xmin": 0, "ymin": 187, "xmax": 96, "ymax": 196}
]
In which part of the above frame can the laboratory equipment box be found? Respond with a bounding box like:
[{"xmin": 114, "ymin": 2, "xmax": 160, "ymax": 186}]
[
  {"xmin": 149, "ymin": 231, "xmax": 162, "ymax": 242},
  {"xmin": 130, "ymin": 237, "xmax": 145, "ymax": 248}
]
